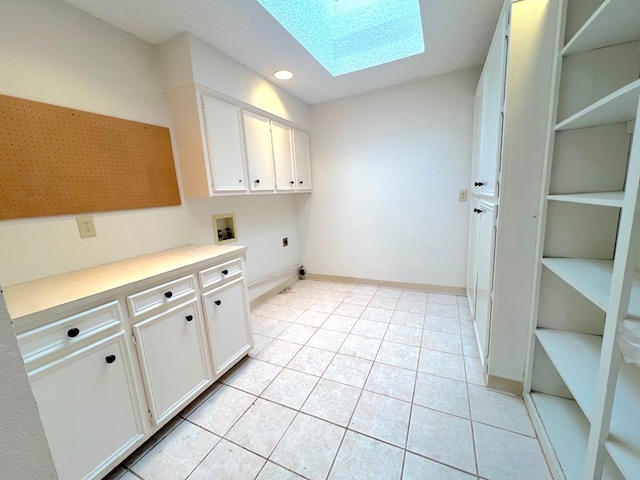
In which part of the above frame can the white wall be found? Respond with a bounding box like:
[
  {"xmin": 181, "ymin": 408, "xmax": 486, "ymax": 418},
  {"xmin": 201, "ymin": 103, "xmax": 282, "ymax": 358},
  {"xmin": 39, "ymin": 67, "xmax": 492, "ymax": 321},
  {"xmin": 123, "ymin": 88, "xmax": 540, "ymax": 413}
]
[
  {"xmin": 157, "ymin": 33, "xmax": 311, "ymax": 292},
  {"xmin": 0, "ymin": 0, "xmax": 192, "ymax": 286},
  {"xmin": 300, "ymin": 68, "xmax": 480, "ymax": 289},
  {"xmin": 0, "ymin": 0, "xmax": 308, "ymax": 292}
]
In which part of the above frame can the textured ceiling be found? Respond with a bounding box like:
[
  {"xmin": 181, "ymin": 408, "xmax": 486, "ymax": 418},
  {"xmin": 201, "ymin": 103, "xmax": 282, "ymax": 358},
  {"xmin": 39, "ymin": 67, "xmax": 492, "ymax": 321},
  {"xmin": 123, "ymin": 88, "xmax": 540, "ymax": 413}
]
[{"xmin": 60, "ymin": 0, "xmax": 503, "ymax": 105}]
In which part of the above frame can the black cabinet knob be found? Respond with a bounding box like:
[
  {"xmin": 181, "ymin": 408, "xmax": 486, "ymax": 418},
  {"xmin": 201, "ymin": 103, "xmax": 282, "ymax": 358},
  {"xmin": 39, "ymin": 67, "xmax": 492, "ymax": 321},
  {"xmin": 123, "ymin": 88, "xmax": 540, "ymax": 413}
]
[
  {"xmin": 221, "ymin": 269, "xmax": 229, "ymax": 275},
  {"xmin": 474, "ymin": 181, "xmax": 485, "ymax": 187},
  {"xmin": 290, "ymin": 181, "xmax": 295, "ymax": 185},
  {"xmin": 473, "ymin": 208, "xmax": 483, "ymax": 214},
  {"xmin": 67, "ymin": 327, "xmax": 80, "ymax": 338},
  {"xmin": 239, "ymin": 179, "xmax": 243, "ymax": 183},
  {"xmin": 214, "ymin": 300, "xmax": 222, "ymax": 306},
  {"xmin": 185, "ymin": 315, "xmax": 193, "ymax": 322},
  {"xmin": 299, "ymin": 180, "xmax": 304, "ymax": 184},
  {"xmin": 105, "ymin": 355, "xmax": 116, "ymax": 364},
  {"xmin": 255, "ymin": 179, "xmax": 260, "ymax": 184},
  {"xmin": 164, "ymin": 291, "xmax": 173, "ymax": 298}
]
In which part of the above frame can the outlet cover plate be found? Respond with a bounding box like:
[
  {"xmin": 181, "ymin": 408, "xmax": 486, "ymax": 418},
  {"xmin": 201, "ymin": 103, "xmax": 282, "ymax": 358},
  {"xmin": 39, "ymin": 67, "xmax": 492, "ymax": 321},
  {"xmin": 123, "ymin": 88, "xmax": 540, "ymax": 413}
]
[{"xmin": 77, "ymin": 216, "xmax": 97, "ymax": 238}]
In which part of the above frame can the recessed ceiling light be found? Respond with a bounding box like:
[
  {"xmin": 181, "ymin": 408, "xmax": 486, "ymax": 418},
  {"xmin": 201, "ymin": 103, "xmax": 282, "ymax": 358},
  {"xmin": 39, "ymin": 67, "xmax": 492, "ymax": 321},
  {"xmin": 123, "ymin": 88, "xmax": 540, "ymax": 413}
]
[{"xmin": 274, "ymin": 70, "xmax": 294, "ymax": 80}]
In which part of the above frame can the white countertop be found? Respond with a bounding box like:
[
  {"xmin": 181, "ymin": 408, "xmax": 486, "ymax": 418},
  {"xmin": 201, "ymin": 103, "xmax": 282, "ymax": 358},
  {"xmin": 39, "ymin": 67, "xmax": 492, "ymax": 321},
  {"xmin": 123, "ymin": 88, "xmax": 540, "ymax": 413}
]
[{"xmin": 4, "ymin": 244, "xmax": 246, "ymax": 320}]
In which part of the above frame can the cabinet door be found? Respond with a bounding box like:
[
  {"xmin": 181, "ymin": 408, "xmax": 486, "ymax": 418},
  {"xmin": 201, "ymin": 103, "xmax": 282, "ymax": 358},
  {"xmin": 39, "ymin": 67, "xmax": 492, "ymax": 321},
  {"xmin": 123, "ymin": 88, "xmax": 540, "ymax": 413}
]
[
  {"xmin": 133, "ymin": 299, "xmax": 211, "ymax": 425},
  {"xmin": 271, "ymin": 122, "xmax": 295, "ymax": 191},
  {"xmin": 201, "ymin": 278, "xmax": 252, "ymax": 376},
  {"xmin": 477, "ymin": 11, "xmax": 508, "ymax": 198},
  {"xmin": 201, "ymin": 95, "xmax": 248, "ymax": 193},
  {"xmin": 29, "ymin": 332, "xmax": 144, "ymax": 480},
  {"xmin": 293, "ymin": 129, "xmax": 312, "ymax": 191},
  {"xmin": 243, "ymin": 112, "xmax": 275, "ymax": 191},
  {"xmin": 475, "ymin": 202, "xmax": 497, "ymax": 368},
  {"xmin": 467, "ymin": 199, "xmax": 482, "ymax": 317},
  {"xmin": 471, "ymin": 75, "xmax": 485, "ymax": 194}
]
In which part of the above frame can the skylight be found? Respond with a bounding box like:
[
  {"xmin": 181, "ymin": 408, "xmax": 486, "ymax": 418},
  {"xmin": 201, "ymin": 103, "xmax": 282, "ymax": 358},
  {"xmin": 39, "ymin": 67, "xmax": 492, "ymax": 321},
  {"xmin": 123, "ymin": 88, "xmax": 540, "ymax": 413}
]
[{"xmin": 257, "ymin": 0, "xmax": 425, "ymax": 76}]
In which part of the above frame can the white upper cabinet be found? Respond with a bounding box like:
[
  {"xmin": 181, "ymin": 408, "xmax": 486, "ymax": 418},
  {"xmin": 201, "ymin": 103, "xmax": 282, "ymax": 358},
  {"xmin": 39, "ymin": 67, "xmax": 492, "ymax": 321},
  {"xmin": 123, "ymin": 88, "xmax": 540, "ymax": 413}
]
[
  {"xmin": 475, "ymin": 11, "xmax": 508, "ymax": 199},
  {"xmin": 243, "ymin": 111, "xmax": 275, "ymax": 191},
  {"xmin": 271, "ymin": 121, "xmax": 295, "ymax": 191},
  {"xmin": 293, "ymin": 129, "xmax": 312, "ymax": 191},
  {"xmin": 165, "ymin": 84, "xmax": 311, "ymax": 197},
  {"xmin": 201, "ymin": 95, "xmax": 248, "ymax": 193}
]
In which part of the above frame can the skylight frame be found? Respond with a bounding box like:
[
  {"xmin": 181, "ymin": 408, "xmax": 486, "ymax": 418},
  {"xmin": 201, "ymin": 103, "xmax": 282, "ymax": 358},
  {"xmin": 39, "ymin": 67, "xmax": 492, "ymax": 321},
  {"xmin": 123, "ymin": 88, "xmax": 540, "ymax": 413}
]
[{"xmin": 257, "ymin": 0, "xmax": 425, "ymax": 76}]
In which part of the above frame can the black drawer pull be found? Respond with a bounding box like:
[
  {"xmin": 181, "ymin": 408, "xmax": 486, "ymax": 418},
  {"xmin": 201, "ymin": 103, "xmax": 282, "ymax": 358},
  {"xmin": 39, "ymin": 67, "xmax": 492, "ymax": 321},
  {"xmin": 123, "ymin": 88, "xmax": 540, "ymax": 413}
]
[
  {"xmin": 164, "ymin": 291, "xmax": 173, "ymax": 299},
  {"xmin": 214, "ymin": 300, "xmax": 222, "ymax": 306},
  {"xmin": 105, "ymin": 355, "xmax": 116, "ymax": 364},
  {"xmin": 255, "ymin": 179, "xmax": 260, "ymax": 184},
  {"xmin": 473, "ymin": 208, "xmax": 483, "ymax": 214},
  {"xmin": 67, "ymin": 327, "xmax": 80, "ymax": 338},
  {"xmin": 474, "ymin": 181, "xmax": 485, "ymax": 187},
  {"xmin": 221, "ymin": 269, "xmax": 229, "ymax": 275},
  {"xmin": 185, "ymin": 315, "xmax": 193, "ymax": 322},
  {"xmin": 290, "ymin": 180, "xmax": 294, "ymax": 184}
]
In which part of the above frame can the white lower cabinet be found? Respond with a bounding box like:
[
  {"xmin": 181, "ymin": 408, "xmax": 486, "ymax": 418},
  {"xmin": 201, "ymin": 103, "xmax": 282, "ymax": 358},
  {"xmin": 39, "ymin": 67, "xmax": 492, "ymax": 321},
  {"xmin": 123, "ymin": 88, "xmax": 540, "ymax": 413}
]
[
  {"xmin": 132, "ymin": 298, "xmax": 211, "ymax": 426},
  {"xmin": 467, "ymin": 200, "xmax": 497, "ymax": 369},
  {"xmin": 202, "ymin": 277, "xmax": 252, "ymax": 376},
  {"xmin": 473, "ymin": 202, "xmax": 497, "ymax": 367},
  {"xmin": 7, "ymin": 245, "xmax": 252, "ymax": 480},
  {"xmin": 29, "ymin": 332, "xmax": 144, "ymax": 480}
]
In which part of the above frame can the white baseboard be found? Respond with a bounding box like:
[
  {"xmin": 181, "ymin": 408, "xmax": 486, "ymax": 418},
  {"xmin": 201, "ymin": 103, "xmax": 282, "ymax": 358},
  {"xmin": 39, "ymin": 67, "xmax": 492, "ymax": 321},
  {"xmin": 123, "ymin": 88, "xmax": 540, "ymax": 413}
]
[{"xmin": 304, "ymin": 273, "xmax": 466, "ymax": 295}]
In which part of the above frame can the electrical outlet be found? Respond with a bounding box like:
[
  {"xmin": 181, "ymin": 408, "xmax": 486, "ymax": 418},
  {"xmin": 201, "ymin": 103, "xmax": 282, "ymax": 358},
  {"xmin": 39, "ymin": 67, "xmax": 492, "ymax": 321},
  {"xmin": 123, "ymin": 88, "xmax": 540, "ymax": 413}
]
[
  {"xmin": 77, "ymin": 216, "xmax": 97, "ymax": 238},
  {"xmin": 282, "ymin": 237, "xmax": 289, "ymax": 247},
  {"xmin": 458, "ymin": 189, "xmax": 468, "ymax": 202}
]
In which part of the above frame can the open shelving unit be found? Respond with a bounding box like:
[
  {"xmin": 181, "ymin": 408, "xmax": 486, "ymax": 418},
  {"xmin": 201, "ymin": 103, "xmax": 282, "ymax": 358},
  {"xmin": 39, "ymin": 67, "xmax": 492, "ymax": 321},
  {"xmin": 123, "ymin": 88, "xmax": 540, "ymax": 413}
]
[{"xmin": 525, "ymin": 0, "xmax": 640, "ymax": 478}]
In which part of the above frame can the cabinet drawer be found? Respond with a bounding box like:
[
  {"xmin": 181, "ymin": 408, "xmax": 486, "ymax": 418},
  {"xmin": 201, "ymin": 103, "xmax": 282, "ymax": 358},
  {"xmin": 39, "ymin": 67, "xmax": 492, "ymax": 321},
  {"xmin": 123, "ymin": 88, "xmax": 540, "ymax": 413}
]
[
  {"xmin": 17, "ymin": 301, "xmax": 122, "ymax": 362},
  {"xmin": 127, "ymin": 275, "xmax": 196, "ymax": 318},
  {"xmin": 199, "ymin": 258, "xmax": 243, "ymax": 290}
]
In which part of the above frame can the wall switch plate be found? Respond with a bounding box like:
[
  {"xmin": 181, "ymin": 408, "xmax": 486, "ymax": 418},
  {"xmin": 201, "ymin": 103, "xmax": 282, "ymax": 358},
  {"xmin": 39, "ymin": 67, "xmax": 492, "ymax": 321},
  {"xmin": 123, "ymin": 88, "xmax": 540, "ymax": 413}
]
[
  {"xmin": 282, "ymin": 237, "xmax": 289, "ymax": 247},
  {"xmin": 77, "ymin": 216, "xmax": 97, "ymax": 238},
  {"xmin": 458, "ymin": 189, "xmax": 468, "ymax": 202}
]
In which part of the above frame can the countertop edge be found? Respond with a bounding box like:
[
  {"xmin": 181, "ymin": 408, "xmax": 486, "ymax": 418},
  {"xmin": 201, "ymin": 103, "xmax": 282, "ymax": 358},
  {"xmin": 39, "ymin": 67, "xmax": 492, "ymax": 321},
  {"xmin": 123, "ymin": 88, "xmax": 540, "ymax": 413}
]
[{"xmin": 4, "ymin": 244, "xmax": 247, "ymax": 321}]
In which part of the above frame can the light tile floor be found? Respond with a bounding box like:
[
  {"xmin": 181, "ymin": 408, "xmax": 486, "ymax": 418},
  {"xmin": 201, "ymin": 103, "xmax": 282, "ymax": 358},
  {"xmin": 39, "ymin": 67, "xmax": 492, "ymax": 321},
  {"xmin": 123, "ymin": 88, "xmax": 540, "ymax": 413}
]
[{"xmin": 106, "ymin": 279, "xmax": 551, "ymax": 480}]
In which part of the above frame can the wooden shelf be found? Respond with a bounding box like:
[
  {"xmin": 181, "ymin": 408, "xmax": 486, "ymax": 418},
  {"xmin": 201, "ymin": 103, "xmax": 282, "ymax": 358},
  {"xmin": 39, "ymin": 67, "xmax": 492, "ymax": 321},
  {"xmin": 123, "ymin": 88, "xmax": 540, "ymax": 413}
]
[
  {"xmin": 536, "ymin": 329, "xmax": 640, "ymax": 478},
  {"xmin": 547, "ymin": 191, "xmax": 624, "ymax": 207},
  {"xmin": 605, "ymin": 362, "xmax": 640, "ymax": 479},
  {"xmin": 529, "ymin": 393, "xmax": 625, "ymax": 480},
  {"xmin": 563, "ymin": 0, "xmax": 640, "ymax": 56},
  {"xmin": 541, "ymin": 258, "xmax": 640, "ymax": 318},
  {"xmin": 536, "ymin": 329, "xmax": 601, "ymax": 417},
  {"xmin": 555, "ymin": 80, "xmax": 640, "ymax": 131},
  {"xmin": 530, "ymin": 393, "xmax": 591, "ymax": 480}
]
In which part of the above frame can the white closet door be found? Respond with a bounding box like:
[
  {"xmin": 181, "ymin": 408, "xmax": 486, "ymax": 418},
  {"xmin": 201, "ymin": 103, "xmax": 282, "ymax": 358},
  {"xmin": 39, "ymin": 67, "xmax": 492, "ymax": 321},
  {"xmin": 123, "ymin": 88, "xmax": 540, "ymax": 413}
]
[
  {"xmin": 479, "ymin": 11, "xmax": 508, "ymax": 198},
  {"xmin": 475, "ymin": 202, "xmax": 497, "ymax": 367}
]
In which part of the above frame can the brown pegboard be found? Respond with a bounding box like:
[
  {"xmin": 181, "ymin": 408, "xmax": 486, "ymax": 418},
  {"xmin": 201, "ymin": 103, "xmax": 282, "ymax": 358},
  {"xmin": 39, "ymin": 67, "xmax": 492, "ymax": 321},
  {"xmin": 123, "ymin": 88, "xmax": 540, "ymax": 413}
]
[{"xmin": 0, "ymin": 94, "xmax": 181, "ymax": 219}]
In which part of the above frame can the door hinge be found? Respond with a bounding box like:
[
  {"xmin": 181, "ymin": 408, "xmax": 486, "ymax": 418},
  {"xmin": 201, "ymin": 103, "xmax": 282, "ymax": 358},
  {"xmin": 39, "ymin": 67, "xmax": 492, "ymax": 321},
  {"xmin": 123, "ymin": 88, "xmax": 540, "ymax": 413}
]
[
  {"xmin": 131, "ymin": 333, "xmax": 137, "ymax": 345},
  {"xmin": 148, "ymin": 410, "xmax": 154, "ymax": 424}
]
